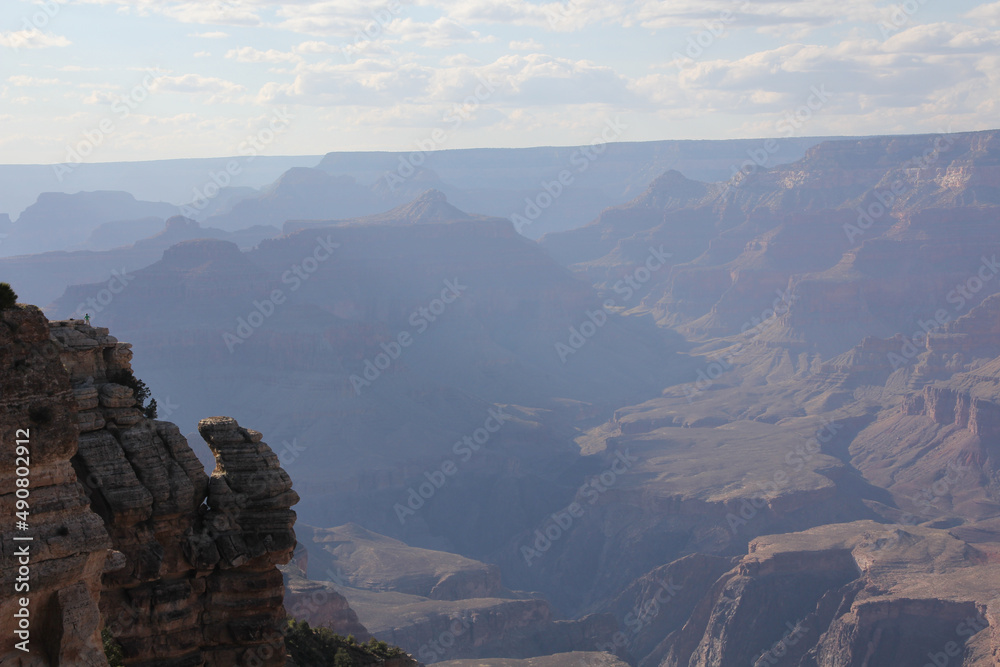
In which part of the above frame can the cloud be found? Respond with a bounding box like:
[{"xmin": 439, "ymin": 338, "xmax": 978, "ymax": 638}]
[
  {"xmin": 386, "ymin": 17, "xmax": 495, "ymax": 48},
  {"xmin": 83, "ymin": 90, "xmax": 119, "ymax": 105},
  {"xmin": 0, "ymin": 29, "xmax": 71, "ymax": 49},
  {"xmin": 965, "ymin": 1, "xmax": 1000, "ymax": 26},
  {"xmin": 191, "ymin": 30, "xmax": 230, "ymax": 38},
  {"xmin": 7, "ymin": 76, "xmax": 60, "ymax": 87},
  {"xmin": 274, "ymin": 1, "xmax": 408, "ymax": 38},
  {"xmin": 882, "ymin": 23, "xmax": 1000, "ymax": 53},
  {"xmin": 152, "ymin": 73, "xmax": 247, "ymax": 103},
  {"xmin": 78, "ymin": 0, "xmax": 260, "ymax": 26},
  {"xmin": 509, "ymin": 39, "xmax": 543, "ymax": 51},
  {"xmin": 256, "ymin": 58, "xmax": 435, "ymax": 107},
  {"xmin": 194, "ymin": 50, "xmax": 212, "ymax": 57},
  {"xmin": 226, "ymin": 46, "xmax": 302, "ymax": 63},
  {"xmin": 429, "ymin": 0, "xmax": 622, "ymax": 31},
  {"xmin": 294, "ymin": 40, "xmax": 343, "ymax": 54},
  {"xmin": 633, "ymin": 0, "xmax": 884, "ymax": 34},
  {"xmin": 256, "ymin": 52, "xmax": 639, "ymax": 110}
]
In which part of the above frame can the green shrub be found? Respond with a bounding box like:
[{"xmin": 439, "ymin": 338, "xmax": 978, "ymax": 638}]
[
  {"xmin": 0, "ymin": 282, "xmax": 17, "ymax": 309},
  {"xmin": 102, "ymin": 628, "xmax": 124, "ymax": 667},
  {"xmin": 108, "ymin": 368, "xmax": 156, "ymax": 418},
  {"xmin": 285, "ymin": 618, "xmax": 407, "ymax": 666}
]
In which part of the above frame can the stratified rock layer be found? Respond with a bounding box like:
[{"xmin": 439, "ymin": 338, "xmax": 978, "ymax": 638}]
[
  {"xmin": 0, "ymin": 307, "xmax": 111, "ymax": 665},
  {"xmin": 2, "ymin": 312, "xmax": 300, "ymax": 666},
  {"xmin": 650, "ymin": 521, "xmax": 998, "ymax": 667}
]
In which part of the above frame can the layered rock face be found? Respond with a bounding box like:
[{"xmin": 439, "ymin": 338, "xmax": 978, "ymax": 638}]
[
  {"xmin": 0, "ymin": 306, "xmax": 111, "ymax": 665},
  {"xmin": 282, "ymin": 563, "xmax": 373, "ymax": 641},
  {"xmin": 2, "ymin": 309, "xmax": 300, "ymax": 666},
  {"xmin": 542, "ymin": 130, "xmax": 1000, "ymax": 356},
  {"xmin": 291, "ymin": 522, "xmax": 622, "ymax": 664},
  {"xmin": 650, "ymin": 522, "xmax": 998, "ymax": 667}
]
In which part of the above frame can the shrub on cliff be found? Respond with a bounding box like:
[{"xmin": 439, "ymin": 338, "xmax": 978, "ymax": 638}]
[
  {"xmin": 102, "ymin": 628, "xmax": 125, "ymax": 667},
  {"xmin": 108, "ymin": 368, "xmax": 157, "ymax": 418},
  {"xmin": 0, "ymin": 282, "xmax": 17, "ymax": 309},
  {"xmin": 285, "ymin": 619, "xmax": 407, "ymax": 666}
]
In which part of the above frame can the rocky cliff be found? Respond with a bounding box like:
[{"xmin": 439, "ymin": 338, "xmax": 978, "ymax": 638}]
[
  {"xmin": 649, "ymin": 521, "xmax": 998, "ymax": 667},
  {"xmin": 0, "ymin": 306, "xmax": 111, "ymax": 665},
  {"xmin": 1, "ymin": 307, "xmax": 301, "ymax": 666}
]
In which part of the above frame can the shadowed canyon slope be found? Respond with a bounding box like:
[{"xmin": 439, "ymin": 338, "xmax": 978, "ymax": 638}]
[{"xmin": 48, "ymin": 191, "xmax": 694, "ymax": 564}]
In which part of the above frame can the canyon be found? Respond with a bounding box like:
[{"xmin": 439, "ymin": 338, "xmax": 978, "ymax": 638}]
[{"xmin": 6, "ymin": 129, "xmax": 1000, "ymax": 665}]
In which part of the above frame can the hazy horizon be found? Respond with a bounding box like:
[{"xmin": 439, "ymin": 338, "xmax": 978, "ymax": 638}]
[{"xmin": 3, "ymin": 0, "xmax": 998, "ymax": 164}]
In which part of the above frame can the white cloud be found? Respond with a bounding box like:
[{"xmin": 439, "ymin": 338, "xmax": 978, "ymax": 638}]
[
  {"xmin": 0, "ymin": 29, "xmax": 70, "ymax": 49},
  {"xmin": 7, "ymin": 76, "xmax": 60, "ymax": 87},
  {"xmin": 191, "ymin": 30, "xmax": 230, "ymax": 38},
  {"xmin": 295, "ymin": 40, "xmax": 342, "ymax": 54},
  {"xmin": 633, "ymin": 0, "xmax": 883, "ymax": 34},
  {"xmin": 256, "ymin": 52, "xmax": 639, "ymax": 110},
  {"xmin": 965, "ymin": 1, "xmax": 1000, "ymax": 26},
  {"xmin": 78, "ymin": 0, "xmax": 260, "ymax": 26},
  {"xmin": 882, "ymin": 23, "xmax": 1000, "ymax": 53},
  {"xmin": 194, "ymin": 50, "xmax": 212, "ymax": 58},
  {"xmin": 429, "ymin": 0, "xmax": 622, "ymax": 31},
  {"xmin": 509, "ymin": 39, "xmax": 543, "ymax": 51},
  {"xmin": 83, "ymin": 90, "xmax": 118, "ymax": 105},
  {"xmin": 226, "ymin": 46, "xmax": 302, "ymax": 63},
  {"xmin": 152, "ymin": 74, "xmax": 247, "ymax": 103},
  {"xmin": 386, "ymin": 17, "xmax": 495, "ymax": 48}
]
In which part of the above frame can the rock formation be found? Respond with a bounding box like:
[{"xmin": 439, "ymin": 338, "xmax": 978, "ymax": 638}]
[
  {"xmin": 1, "ymin": 307, "xmax": 301, "ymax": 666},
  {"xmin": 0, "ymin": 306, "xmax": 111, "ymax": 665},
  {"xmin": 648, "ymin": 521, "xmax": 998, "ymax": 667}
]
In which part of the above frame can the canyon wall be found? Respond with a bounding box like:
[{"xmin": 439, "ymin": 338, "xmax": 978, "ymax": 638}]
[{"xmin": 1, "ymin": 307, "xmax": 301, "ymax": 666}]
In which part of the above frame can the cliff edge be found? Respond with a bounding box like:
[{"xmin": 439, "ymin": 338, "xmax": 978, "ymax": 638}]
[{"xmin": 1, "ymin": 307, "xmax": 300, "ymax": 666}]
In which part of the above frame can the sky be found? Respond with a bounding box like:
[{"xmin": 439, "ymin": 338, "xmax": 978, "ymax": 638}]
[{"xmin": 1, "ymin": 0, "xmax": 998, "ymax": 164}]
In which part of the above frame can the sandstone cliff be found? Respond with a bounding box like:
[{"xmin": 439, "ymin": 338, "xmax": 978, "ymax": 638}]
[
  {"xmin": 1, "ymin": 308, "xmax": 301, "ymax": 666},
  {"xmin": 0, "ymin": 306, "xmax": 111, "ymax": 665},
  {"xmin": 649, "ymin": 521, "xmax": 998, "ymax": 667}
]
